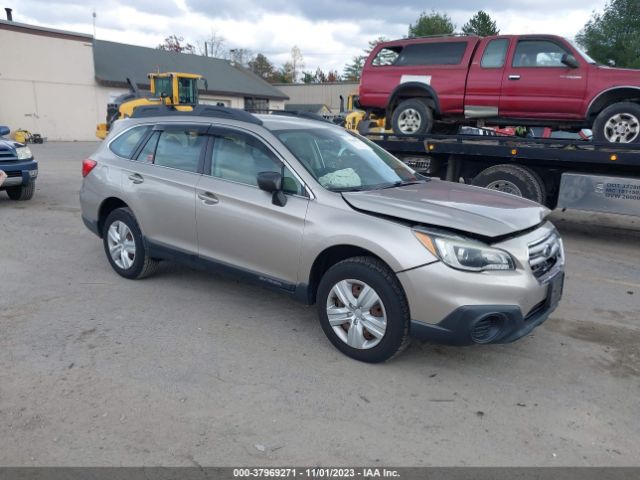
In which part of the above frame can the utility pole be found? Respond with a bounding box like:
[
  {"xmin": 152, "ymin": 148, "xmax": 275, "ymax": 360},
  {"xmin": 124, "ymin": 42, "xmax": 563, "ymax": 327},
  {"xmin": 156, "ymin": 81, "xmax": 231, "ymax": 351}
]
[{"xmin": 92, "ymin": 10, "xmax": 96, "ymax": 38}]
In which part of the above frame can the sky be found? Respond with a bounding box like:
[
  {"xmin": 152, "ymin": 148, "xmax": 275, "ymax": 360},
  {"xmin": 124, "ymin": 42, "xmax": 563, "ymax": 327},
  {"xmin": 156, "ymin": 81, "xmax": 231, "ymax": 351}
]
[{"xmin": 9, "ymin": 0, "xmax": 605, "ymax": 73}]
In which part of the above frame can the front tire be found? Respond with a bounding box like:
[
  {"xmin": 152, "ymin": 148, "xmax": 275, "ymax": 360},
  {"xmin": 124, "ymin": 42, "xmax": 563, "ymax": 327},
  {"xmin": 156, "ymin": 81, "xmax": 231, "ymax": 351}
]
[
  {"xmin": 593, "ymin": 102, "xmax": 640, "ymax": 144},
  {"xmin": 102, "ymin": 207, "xmax": 159, "ymax": 279},
  {"xmin": 391, "ymin": 99, "xmax": 433, "ymax": 136},
  {"xmin": 6, "ymin": 182, "xmax": 35, "ymax": 201},
  {"xmin": 316, "ymin": 256, "xmax": 411, "ymax": 363}
]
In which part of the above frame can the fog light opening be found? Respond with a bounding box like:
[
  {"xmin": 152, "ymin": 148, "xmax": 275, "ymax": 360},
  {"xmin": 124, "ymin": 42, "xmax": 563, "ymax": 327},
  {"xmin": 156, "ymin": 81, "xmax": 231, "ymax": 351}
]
[{"xmin": 471, "ymin": 314, "xmax": 504, "ymax": 343}]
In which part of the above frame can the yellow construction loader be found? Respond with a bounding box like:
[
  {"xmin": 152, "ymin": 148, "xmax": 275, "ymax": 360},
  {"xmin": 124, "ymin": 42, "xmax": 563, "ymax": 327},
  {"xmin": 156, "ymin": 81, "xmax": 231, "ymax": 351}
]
[
  {"xmin": 96, "ymin": 72, "xmax": 207, "ymax": 139},
  {"xmin": 340, "ymin": 94, "xmax": 387, "ymax": 134}
]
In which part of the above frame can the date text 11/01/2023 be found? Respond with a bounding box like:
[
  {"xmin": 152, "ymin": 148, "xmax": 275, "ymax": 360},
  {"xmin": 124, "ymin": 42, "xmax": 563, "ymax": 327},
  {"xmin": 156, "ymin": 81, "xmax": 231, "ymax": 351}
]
[{"xmin": 232, "ymin": 468, "xmax": 401, "ymax": 478}]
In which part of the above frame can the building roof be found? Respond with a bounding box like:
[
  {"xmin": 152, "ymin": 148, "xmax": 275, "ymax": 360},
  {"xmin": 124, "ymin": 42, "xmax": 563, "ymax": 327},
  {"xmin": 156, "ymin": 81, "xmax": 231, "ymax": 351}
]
[
  {"xmin": 0, "ymin": 19, "xmax": 93, "ymax": 42},
  {"xmin": 93, "ymin": 40, "xmax": 288, "ymax": 100},
  {"xmin": 284, "ymin": 104, "xmax": 331, "ymax": 113}
]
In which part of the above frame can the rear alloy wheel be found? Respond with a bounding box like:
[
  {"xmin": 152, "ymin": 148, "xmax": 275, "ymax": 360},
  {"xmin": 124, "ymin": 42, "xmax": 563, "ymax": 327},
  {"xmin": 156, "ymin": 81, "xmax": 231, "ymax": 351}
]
[
  {"xmin": 317, "ymin": 256, "xmax": 410, "ymax": 363},
  {"xmin": 102, "ymin": 207, "xmax": 159, "ymax": 279},
  {"xmin": 391, "ymin": 99, "xmax": 433, "ymax": 136},
  {"xmin": 593, "ymin": 102, "xmax": 640, "ymax": 144}
]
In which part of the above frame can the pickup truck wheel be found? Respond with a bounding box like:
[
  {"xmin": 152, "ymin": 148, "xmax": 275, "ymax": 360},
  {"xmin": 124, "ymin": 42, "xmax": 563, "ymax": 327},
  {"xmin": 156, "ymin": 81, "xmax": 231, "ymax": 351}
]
[
  {"xmin": 392, "ymin": 99, "xmax": 433, "ymax": 136},
  {"xmin": 102, "ymin": 207, "xmax": 159, "ymax": 280},
  {"xmin": 6, "ymin": 182, "xmax": 35, "ymax": 201},
  {"xmin": 317, "ymin": 256, "xmax": 411, "ymax": 363},
  {"xmin": 472, "ymin": 164, "xmax": 547, "ymax": 205},
  {"xmin": 593, "ymin": 102, "xmax": 640, "ymax": 144}
]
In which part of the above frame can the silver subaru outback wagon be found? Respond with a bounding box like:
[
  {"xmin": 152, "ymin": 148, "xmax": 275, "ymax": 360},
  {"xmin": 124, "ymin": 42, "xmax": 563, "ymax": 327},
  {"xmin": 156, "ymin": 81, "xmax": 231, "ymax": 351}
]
[{"xmin": 80, "ymin": 106, "xmax": 564, "ymax": 362}]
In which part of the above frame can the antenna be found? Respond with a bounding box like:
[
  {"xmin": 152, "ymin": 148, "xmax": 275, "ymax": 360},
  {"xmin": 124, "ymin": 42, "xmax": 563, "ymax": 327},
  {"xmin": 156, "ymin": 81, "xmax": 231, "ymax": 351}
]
[{"xmin": 92, "ymin": 10, "xmax": 96, "ymax": 38}]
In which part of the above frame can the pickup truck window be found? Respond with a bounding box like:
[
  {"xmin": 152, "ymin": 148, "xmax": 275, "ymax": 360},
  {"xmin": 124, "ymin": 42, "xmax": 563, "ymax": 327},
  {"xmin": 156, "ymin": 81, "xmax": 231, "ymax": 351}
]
[
  {"xmin": 372, "ymin": 47, "xmax": 401, "ymax": 66},
  {"xmin": 395, "ymin": 42, "xmax": 467, "ymax": 66},
  {"xmin": 481, "ymin": 39, "xmax": 509, "ymax": 68},
  {"xmin": 513, "ymin": 40, "xmax": 571, "ymax": 68}
]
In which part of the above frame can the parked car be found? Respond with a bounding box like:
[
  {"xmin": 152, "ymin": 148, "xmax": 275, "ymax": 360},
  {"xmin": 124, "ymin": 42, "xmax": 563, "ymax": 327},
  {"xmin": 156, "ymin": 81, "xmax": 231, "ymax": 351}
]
[
  {"xmin": 359, "ymin": 34, "xmax": 640, "ymax": 143},
  {"xmin": 0, "ymin": 126, "xmax": 38, "ymax": 200},
  {"xmin": 80, "ymin": 106, "xmax": 564, "ymax": 362}
]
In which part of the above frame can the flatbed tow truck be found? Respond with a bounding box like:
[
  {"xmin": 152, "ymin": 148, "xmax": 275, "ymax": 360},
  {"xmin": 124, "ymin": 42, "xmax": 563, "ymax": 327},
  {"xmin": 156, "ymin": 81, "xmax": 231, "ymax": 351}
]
[{"xmin": 368, "ymin": 132, "xmax": 640, "ymax": 217}]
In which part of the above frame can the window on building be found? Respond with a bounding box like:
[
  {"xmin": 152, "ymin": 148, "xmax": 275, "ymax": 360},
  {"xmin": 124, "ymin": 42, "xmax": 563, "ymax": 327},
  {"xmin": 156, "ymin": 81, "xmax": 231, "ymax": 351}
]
[{"xmin": 245, "ymin": 97, "xmax": 269, "ymax": 113}]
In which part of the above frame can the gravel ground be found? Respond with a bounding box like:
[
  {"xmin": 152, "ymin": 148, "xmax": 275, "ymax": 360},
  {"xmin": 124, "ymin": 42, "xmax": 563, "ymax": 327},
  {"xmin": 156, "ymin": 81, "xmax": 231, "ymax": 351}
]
[{"xmin": 0, "ymin": 142, "xmax": 639, "ymax": 466}]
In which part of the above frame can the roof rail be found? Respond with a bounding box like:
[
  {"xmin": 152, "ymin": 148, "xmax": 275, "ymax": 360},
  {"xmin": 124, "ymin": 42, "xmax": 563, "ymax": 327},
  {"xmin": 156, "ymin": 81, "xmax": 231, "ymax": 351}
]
[
  {"xmin": 269, "ymin": 110, "xmax": 333, "ymax": 124},
  {"xmin": 130, "ymin": 105, "xmax": 263, "ymax": 125},
  {"xmin": 409, "ymin": 33, "xmax": 470, "ymax": 39}
]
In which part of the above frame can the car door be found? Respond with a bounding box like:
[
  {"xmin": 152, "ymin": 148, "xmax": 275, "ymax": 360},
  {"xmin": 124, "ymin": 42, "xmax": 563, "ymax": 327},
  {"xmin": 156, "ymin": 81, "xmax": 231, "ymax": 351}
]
[
  {"xmin": 464, "ymin": 38, "xmax": 510, "ymax": 118},
  {"xmin": 195, "ymin": 127, "xmax": 309, "ymax": 289},
  {"xmin": 120, "ymin": 123, "xmax": 207, "ymax": 254},
  {"xmin": 500, "ymin": 38, "xmax": 588, "ymax": 119}
]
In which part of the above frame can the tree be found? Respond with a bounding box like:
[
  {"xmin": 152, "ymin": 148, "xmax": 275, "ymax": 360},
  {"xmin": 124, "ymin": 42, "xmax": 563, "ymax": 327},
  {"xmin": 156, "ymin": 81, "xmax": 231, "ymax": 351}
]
[
  {"xmin": 157, "ymin": 35, "xmax": 195, "ymax": 54},
  {"xmin": 289, "ymin": 46, "xmax": 305, "ymax": 83},
  {"xmin": 228, "ymin": 48, "xmax": 254, "ymax": 68},
  {"xmin": 278, "ymin": 61, "xmax": 295, "ymax": 83},
  {"xmin": 343, "ymin": 55, "xmax": 365, "ymax": 81},
  {"xmin": 248, "ymin": 53, "xmax": 276, "ymax": 81},
  {"xmin": 462, "ymin": 10, "xmax": 499, "ymax": 36},
  {"xmin": 327, "ymin": 70, "xmax": 340, "ymax": 82},
  {"xmin": 198, "ymin": 31, "xmax": 227, "ymax": 58},
  {"xmin": 576, "ymin": 0, "xmax": 640, "ymax": 68},
  {"xmin": 408, "ymin": 11, "xmax": 455, "ymax": 37},
  {"xmin": 302, "ymin": 71, "xmax": 316, "ymax": 83},
  {"xmin": 314, "ymin": 67, "xmax": 327, "ymax": 83}
]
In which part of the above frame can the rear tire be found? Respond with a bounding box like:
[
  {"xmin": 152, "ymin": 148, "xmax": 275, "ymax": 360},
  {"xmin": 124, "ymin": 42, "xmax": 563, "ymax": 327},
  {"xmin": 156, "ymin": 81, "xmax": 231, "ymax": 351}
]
[
  {"xmin": 316, "ymin": 256, "xmax": 411, "ymax": 363},
  {"xmin": 6, "ymin": 182, "xmax": 35, "ymax": 201},
  {"xmin": 471, "ymin": 164, "xmax": 547, "ymax": 205},
  {"xmin": 593, "ymin": 102, "xmax": 640, "ymax": 144},
  {"xmin": 102, "ymin": 207, "xmax": 159, "ymax": 280},
  {"xmin": 391, "ymin": 99, "xmax": 433, "ymax": 136}
]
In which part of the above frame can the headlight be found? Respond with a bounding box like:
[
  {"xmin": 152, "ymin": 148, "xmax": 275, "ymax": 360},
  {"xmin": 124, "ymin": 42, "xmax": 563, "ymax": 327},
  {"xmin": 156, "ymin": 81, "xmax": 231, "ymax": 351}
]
[
  {"xmin": 414, "ymin": 229, "xmax": 515, "ymax": 272},
  {"xmin": 15, "ymin": 146, "xmax": 33, "ymax": 160}
]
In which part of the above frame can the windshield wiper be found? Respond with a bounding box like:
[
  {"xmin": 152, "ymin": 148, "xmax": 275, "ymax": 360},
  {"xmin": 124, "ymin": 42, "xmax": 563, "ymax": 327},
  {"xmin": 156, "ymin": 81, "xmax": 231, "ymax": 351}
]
[{"xmin": 379, "ymin": 180, "xmax": 427, "ymax": 189}]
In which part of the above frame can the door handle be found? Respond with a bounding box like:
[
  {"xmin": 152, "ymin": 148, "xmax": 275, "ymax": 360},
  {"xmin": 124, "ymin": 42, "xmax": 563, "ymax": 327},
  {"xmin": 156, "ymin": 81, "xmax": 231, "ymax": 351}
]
[
  {"xmin": 508, "ymin": 75, "xmax": 521, "ymax": 80},
  {"xmin": 128, "ymin": 173, "xmax": 144, "ymax": 184},
  {"xmin": 198, "ymin": 191, "xmax": 219, "ymax": 205}
]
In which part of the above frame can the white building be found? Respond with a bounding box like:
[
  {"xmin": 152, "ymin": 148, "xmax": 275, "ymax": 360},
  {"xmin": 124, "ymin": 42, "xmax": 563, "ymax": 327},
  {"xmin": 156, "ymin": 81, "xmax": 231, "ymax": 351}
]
[{"xmin": 0, "ymin": 19, "xmax": 288, "ymax": 141}]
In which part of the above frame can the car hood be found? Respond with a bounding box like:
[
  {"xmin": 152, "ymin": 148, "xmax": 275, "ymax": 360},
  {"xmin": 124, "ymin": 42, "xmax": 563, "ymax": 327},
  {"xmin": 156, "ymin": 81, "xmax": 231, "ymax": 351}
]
[{"xmin": 342, "ymin": 181, "xmax": 550, "ymax": 238}]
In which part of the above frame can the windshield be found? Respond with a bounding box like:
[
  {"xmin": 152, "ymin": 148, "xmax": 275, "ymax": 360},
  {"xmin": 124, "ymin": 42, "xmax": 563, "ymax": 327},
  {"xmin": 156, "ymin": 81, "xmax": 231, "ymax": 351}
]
[
  {"xmin": 567, "ymin": 38, "xmax": 597, "ymax": 64},
  {"xmin": 274, "ymin": 127, "xmax": 422, "ymax": 192}
]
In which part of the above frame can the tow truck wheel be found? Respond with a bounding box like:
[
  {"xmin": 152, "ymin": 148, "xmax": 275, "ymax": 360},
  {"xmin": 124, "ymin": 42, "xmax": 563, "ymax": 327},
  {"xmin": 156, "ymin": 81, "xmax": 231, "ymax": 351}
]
[
  {"xmin": 391, "ymin": 99, "xmax": 433, "ymax": 136},
  {"xmin": 593, "ymin": 102, "xmax": 640, "ymax": 144},
  {"xmin": 6, "ymin": 182, "xmax": 35, "ymax": 201},
  {"xmin": 471, "ymin": 164, "xmax": 547, "ymax": 205}
]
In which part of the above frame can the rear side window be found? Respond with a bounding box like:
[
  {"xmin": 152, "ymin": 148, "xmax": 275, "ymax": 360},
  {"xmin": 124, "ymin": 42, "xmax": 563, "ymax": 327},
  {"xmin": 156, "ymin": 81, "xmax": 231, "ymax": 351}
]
[
  {"xmin": 481, "ymin": 39, "xmax": 509, "ymax": 68},
  {"xmin": 109, "ymin": 125, "xmax": 150, "ymax": 159},
  {"xmin": 154, "ymin": 126, "xmax": 206, "ymax": 173},
  {"xmin": 395, "ymin": 42, "xmax": 467, "ymax": 66},
  {"xmin": 371, "ymin": 47, "xmax": 401, "ymax": 66}
]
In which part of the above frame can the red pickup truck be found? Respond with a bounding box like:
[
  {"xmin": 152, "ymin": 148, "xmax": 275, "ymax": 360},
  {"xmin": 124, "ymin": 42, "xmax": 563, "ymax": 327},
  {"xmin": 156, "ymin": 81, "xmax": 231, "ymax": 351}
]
[{"xmin": 359, "ymin": 34, "xmax": 640, "ymax": 143}]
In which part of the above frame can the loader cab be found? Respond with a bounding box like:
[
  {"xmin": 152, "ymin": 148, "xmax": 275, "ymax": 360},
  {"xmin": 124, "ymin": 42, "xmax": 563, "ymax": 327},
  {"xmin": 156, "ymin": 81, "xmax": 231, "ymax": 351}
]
[{"xmin": 149, "ymin": 73, "xmax": 203, "ymax": 107}]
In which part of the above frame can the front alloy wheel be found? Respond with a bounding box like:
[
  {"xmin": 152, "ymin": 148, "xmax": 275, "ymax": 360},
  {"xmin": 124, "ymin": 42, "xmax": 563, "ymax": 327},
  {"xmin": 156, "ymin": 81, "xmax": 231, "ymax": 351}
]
[
  {"xmin": 603, "ymin": 113, "xmax": 639, "ymax": 143},
  {"xmin": 316, "ymin": 256, "xmax": 411, "ymax": 363},
  {"xmin": 326, "ymin": 279, "xmax": 387, "ymax": 350}
]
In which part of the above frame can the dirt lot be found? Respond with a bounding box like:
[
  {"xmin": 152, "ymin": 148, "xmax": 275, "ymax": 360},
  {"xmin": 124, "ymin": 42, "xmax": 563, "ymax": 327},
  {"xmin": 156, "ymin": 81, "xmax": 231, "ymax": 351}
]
[{"xmin": 1, "ymin": 142, "xmax": 639, "ymax": 466}]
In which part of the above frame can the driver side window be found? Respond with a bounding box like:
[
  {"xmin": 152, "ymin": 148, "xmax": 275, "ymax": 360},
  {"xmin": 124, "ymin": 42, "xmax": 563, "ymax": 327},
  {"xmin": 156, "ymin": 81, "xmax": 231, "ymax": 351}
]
[
  {"xmin": 209, "ymin": 130, "xmax": 303, "ymax": 195},
  {"xmin": 513, "ymin": 40, "xmax": 570, "ymax": 68}
]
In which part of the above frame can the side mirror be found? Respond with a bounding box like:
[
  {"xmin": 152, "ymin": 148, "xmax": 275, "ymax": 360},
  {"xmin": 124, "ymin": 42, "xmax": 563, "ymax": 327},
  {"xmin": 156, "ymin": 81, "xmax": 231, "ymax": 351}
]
[
  {"xmin": 607, "ymin": 59, "xmax": 616, "ymax": 67},
  {"xmin": 561, "ymin": 54, "xmax": 579, "ymax": 69},
  {"xmin": 257, "ymin": 171, "xmax": 287, "ymax": 207},
  {"xmin": 0, "ymin": 126, "xmax": 9, "ymax": 137}
]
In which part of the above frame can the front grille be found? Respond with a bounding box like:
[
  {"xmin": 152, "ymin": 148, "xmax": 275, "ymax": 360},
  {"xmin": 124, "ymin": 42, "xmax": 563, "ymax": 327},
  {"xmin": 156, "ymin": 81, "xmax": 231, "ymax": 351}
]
[
  {"xmin": 0, "ymin": 150, "xmax": 16, "ymax": 159},
  {"xmin": 528, "ymin": 232, "xmax": 563, "ymax": 281},
  {"xmin": 5, "ymin": 171, "xmax": 22, "ymax": 178}
]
